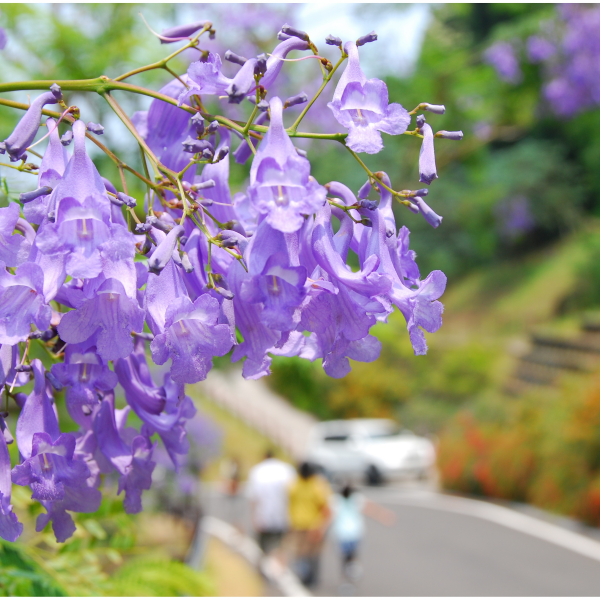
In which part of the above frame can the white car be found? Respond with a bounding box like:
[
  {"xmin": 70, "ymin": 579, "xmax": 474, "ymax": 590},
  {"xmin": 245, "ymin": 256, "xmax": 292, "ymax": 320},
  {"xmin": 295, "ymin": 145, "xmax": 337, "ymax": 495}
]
[{"xmin": 305, "ymin": 419, "xmax": 436, "ymax": 485}]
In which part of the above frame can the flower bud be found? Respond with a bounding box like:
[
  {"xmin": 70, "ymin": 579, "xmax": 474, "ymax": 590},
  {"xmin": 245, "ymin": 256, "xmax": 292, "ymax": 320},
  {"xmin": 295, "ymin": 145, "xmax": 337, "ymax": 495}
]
[
  {"xmin": 139, "ymin": 235, "xmax": 153, "ymax": 255},
  {"xmin": 326, "ymin": 34, "xmax": 342, "ymax": 47},
  {"xmin": 277, "ymin": 31, "xmax": 291, "ymax": 41},
  {"xmin": 148, "ymin": 225, "xmax": 185, "ymax": 274},
  {"xmin": 191, "ymin": 113, "xmax": 205, "ymax": 135},
  {"xmin": 207, "ymin": 120, "xmax": 219, "ymax": 134},
  {"xmin": 219, "ymin": 229, "xmax": 247, "ymax": 250},
  {"xmin": 40, "ymin": 327, "xmax": 58, "ymax": 342},
  {"xmin": 182, "ymin": 136, "xmax": 213, "ymax": 154},
  {"xmin": 202, "ymin": 148, "xmax": 214, "ymax": 160},
  {"xmin": 435, "ymin": 130, "xmax": 464, "ymax": 141},
  {"xmin": 224, "ymin": 50, "xmax": 248, "ymax": 66},
  {"xmin": 406, "ymin": 201, "xmax": 420, "ymax": 215},
  {"xmin": 356, "ymin": 31, "xmax": 377, "ymax": 46},
  {"xmin": 45, "ymin": 370, "xmax": 63, "ymax": 391},
  {"xmin": 19, "ymin": 186, "xmax": 52, "ymax": 203},
  {"xmin": 415, "ymin": 188, "xmax": 429, "ymax": 197},
  {"xmin": 181, "ymin": 252, "xmax": 194, "ymax": 273},
  {"xmin": 215, "ymin": 146, "xmax": 230, "ymax": 162},
  {"xmin": 160, "ymin": 21, "xmax": 209, "ymax": 43},
  {"xmin": 413, "ymin": 196, "xmax": 442, "ymax": 228},
  {"xmin": 109, "ymin": 195, "xmax": 124, "ymax": 207},
  {"xmin": 86, "ymin": 122, "xmax": 104, "ymax": 135},
  {"xmin": 360, "ymin": 216, "xmax": 373, "ymax": 227},
  {"xmin": 257, "ymin": 100, "xmax": 269, "ymax": 111},
  {"xmin": 192, "ymin": 179, "xmax": 216, "ymax": 191},
  {"xmin": 60, "ymin": 130, "xmax": 73, "ymax": 146},
  {"xmin": 281, "ymin": 24, "xmax": 309, "ymax": 42},
  {"xmin": 254, "ymin": 53, "xmax": 267, "ymax": 77},
  {"xmin": 416, "ymin": 114, "xmax": 426, "ymax": 129},
  {"xmin": 154, "ymin": 218, "xmax": 175, "ymax": 233},
  {"xmin": 117, "ymin": 192, "xmax": 137, "ymax": 208},
  {"xmin": 50, "ymin": 83, "xmax": 63, "ymax": 101},
  {"xmin": 136, "ymin": 216, "xmax": 157, "ymax": 234},
  {"xmin": 358, "ymin": 198, "xmax": 378, "ymax": 211},
  {"xmin": 418, "ymin": 122, "xmax": 438, "ymax": 185},
  {"xmin": 422, "ymin": 103, "xmax": 445, "ymax": 115},
  {"xmin": 3, "ymin": 91, "xmax": 58, "ymax": 161},
  {"xmin": 284, "ymin": 93, "xmax": 308, "ymax": 108}
]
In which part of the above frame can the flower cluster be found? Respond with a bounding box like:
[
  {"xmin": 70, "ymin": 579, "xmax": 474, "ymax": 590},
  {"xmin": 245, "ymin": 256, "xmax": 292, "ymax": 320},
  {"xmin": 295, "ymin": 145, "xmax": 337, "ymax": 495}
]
[
  {"xmin": 485, "ymin": 4, "xmax": 600, "ymax": 117},
  {"xmin": 0, "ymin": 21, "xmax": 461, "ymax": 542}
]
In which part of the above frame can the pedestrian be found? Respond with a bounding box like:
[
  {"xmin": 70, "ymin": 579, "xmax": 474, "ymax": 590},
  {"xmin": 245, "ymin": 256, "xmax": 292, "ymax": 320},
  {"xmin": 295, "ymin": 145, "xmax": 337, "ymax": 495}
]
[
  {"xmin": 331, "ymin": 483, "xmax": 396, "ymax": 589},
  {"xmin": 246, "ymin": 449, "xmax": 296, "ymax": 559},
  {"xmin": 287, "ymin": 462, "xmax": 332, "ymax": 587},
  {"xmin": 220, "ymin": 456, "xmax": 243, "ymax": 527}
]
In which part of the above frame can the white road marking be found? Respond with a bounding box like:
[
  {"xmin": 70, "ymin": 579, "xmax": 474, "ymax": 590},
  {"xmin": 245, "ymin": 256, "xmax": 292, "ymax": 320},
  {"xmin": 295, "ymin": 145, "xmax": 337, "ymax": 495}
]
[{"xmin": 378, "ymin": 491, "xmax": 600, "ymax": 563}]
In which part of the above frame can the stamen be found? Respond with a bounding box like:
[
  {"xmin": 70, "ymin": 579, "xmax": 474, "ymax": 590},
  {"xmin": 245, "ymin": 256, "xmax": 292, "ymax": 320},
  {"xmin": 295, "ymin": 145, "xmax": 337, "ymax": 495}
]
[{"xmin": 267, "ymin": 54, "xmax": 327, "ymax": 63}]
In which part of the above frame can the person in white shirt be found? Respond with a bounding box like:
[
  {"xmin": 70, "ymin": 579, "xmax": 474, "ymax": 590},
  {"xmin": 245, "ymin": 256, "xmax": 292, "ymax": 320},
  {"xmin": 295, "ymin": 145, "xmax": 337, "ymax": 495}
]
[{"xmin": 246, "ymin": 450, "xmax": 296, "ymax": 555}]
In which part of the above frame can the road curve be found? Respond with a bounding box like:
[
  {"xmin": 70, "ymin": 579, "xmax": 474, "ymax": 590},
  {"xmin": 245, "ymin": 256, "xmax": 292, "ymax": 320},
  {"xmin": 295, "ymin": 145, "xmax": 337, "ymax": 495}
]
[{"xmin": 315, "ymin": 488, "xmax": 600, "ymax": 596}]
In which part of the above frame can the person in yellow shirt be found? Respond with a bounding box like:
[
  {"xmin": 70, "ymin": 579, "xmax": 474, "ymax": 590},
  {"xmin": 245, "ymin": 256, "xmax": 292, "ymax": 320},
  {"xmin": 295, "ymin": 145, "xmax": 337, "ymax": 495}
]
[{"xmin": 287, "ymin": 462, "xmax": 332, "ymax": 587}]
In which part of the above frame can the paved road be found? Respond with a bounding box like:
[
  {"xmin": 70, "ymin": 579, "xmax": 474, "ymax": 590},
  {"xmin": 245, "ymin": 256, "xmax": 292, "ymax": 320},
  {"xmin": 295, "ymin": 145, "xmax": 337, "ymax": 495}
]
[{"xmin": 202, "ymin": 482, "xmax": 600, "ymax": 597}]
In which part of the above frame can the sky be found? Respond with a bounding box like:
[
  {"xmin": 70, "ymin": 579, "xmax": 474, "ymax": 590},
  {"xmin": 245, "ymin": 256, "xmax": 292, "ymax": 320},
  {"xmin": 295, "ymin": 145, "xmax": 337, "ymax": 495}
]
[{"xmin": 296, "ymin": 3, "xmax": 431, "ymax": 77}]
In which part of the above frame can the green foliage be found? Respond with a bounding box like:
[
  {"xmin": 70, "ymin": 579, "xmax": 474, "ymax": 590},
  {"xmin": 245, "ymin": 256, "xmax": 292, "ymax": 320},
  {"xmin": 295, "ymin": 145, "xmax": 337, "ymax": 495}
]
[
  {"xmin": 0, "ymin": 542, "xmax": 67, "ymax": 597},
  {"xmin": 106, "ymin": 557, "xmax": 215, "ymax": 597}
]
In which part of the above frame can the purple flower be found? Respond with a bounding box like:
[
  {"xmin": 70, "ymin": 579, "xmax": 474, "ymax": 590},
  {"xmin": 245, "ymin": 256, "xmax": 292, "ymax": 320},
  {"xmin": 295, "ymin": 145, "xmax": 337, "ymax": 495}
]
[
  {"xmin": 115, "ymin": 342, "xmax": 197, "ymax": 470},
  {"xmin": 328, "ymin": 42, "xmax": 410, "ymax": 154},
  {"xmin": 358, "ymin": 178, "xmax": 447, "ymax": 355},
  {"xmin": 57, "ymin": 278, "xmax": 145, "ymax": 362},
  {"xmin": 34, "ymin": 120, "xmax": 123, "ymax": 279},
  {"xmin": 241, "ymin": 252, "xmax": 307, "ymax": 330},
  {"xmin": 150, "ymin": 294, "xmax": 233, "ymax": 384},
  {"xmin": 229, "ymin": 273, "xmax": 279, "ymax": 377},
  {"xmin": 527, "ymin": 36, "xmax": 556, "ymax": 63},
  {"xmin": 3, "ymin": 91, "xmax": 58, "ymax": 161},
  {"xmin": 0, "ymin": 261, "xmax": 52, "ymax": 345},
  {"xmin": 51, "ymin": 344, "xmax": 118, "ymax": 427},
  {"xmin": 484, "ymin": 42, "xmax": 522, "ymax": 84},
  {"xmin": 179, "ymin": 37, "xmax": 310, "ymax": 106},
  {"xmin": 0, "ymin": 430, "xmax": 23, "ymax": 542},
  {"xmin": 93, "ymin": 395, "xmax": 155, "ymax": 514},
  {"xmin": 12, "ymin": 432, "xmax": 101, "ymax": 543},
  {"xmin": 248, "ymin": 97, "xmax": 327, "ymax": 233},
  {"xmin": 15, "ymin": 360, "xmax": 60, "ymax": 460},
  {"xmin": 160, "ymin": 21, "xmax": 209, "ymax": 43},
  {"xmin": 0, "ymin": 203, "xmax": 31, "ymax": 267}
]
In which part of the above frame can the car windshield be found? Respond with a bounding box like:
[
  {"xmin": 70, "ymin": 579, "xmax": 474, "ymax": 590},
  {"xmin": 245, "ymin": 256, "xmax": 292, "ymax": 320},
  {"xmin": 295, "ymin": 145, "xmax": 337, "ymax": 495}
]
[
  {"xmin": 366, "ymin": 426, "xmax": 404, "ymax": 439},
  {"xmin": 322, "ymin": 434, "xmax": 349, "ymax": 442}
]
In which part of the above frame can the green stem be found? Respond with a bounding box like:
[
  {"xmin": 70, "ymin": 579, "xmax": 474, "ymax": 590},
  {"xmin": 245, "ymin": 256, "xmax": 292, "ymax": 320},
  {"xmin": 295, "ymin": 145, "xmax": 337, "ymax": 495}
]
[
  {"xmin": 101, "ymin": 91, "xmax": 160, "ymax": 167},
  {"xmin": 289, "ymin": 54, "xmax": 347, "ymax": 133},
  {"xmin": 114, "ymin": 23, "xmax": 210, "ymax": 82},
  {"xmin": 0, "ymin": 97, "xmax": 157, "ymax": 188},
  {"xmin": 344, "ymin": 146, "xmax": 413, "ymax": 206}
]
